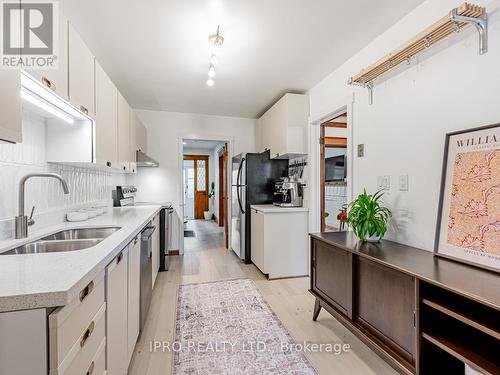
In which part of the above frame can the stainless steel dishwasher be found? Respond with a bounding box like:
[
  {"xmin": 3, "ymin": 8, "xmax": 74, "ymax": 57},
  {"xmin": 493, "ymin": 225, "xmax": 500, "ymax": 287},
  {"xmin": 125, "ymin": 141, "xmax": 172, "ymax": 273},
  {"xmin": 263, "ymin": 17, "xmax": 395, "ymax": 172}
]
[{"xmin": 140, "ymin": 223, "xmax": 155, "ymax": 332}]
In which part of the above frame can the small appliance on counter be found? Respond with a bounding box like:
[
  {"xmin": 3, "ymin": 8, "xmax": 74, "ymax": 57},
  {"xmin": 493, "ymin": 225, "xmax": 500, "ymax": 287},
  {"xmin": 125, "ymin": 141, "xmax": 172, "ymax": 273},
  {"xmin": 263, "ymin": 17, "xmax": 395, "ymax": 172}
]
[
  {"xmin": 112, "ymin": 185, "xmax": 138, "ymax": 206},
  {"xmin": 273, "ymin": 178, "xmax": 304, "ymax": 207}
]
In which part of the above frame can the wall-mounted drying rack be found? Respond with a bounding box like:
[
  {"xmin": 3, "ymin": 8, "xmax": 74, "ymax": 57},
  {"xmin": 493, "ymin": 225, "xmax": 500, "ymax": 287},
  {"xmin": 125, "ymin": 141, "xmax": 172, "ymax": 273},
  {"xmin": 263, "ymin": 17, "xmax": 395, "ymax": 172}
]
[{"xmin": 348, "ymin": 2, "xmax": 487, "ymax": 104}]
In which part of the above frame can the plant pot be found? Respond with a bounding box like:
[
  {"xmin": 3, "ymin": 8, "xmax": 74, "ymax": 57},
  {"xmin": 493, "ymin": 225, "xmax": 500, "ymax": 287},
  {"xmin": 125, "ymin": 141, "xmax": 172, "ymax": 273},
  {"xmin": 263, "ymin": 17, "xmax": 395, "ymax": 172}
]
[
  {"xmin": 203, "ymin": 211, "xmax": 213, "ymax": 221},
  {"xmin": 364, "ymin": 234, "xmax": 382, "ymax": 243}
]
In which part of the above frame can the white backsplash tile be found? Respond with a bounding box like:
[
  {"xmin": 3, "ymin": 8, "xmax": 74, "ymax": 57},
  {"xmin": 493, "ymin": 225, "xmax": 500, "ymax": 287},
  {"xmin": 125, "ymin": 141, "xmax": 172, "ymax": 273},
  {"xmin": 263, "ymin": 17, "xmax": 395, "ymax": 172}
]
[{"xmin": 0, "ymin": 110, "xmax": 125, "ymax": 240}]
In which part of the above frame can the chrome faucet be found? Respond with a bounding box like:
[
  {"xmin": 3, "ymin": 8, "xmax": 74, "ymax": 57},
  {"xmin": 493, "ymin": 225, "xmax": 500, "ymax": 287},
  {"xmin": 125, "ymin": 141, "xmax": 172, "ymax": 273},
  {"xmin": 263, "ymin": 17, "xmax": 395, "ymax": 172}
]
[{"xmin": 15, "ymin": 173, "xmax": 70, "ymax": 239}]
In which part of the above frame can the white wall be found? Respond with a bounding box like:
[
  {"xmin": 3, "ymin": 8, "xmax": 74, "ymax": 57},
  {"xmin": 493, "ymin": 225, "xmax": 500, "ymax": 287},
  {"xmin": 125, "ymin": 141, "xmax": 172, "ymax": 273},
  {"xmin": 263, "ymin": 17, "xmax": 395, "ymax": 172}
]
[
  {"xmin": 308, "ymin": 0, "xmax": 500, "ymax": 251},
  {"xmin": 127, "ymin": 110, "xmax": 255, "ymax": 251},
  {"xmin": 0, "ymin": 111, "xmax": 125, "ymax": 240}
]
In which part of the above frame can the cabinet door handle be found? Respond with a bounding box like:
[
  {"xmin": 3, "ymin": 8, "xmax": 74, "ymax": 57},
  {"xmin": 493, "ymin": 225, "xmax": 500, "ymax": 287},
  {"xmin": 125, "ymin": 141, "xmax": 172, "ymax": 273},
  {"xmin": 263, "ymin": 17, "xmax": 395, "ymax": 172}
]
[
  {"xmin": 80, "ymin": 321, "xmax": 95, "ymax": 348},
  {"xmin": 79, "ymin": 281, "xmax": 94, "ymax": 302},
  {"xmin": 42, "ymin": 76, "xmax": 56, "ymax": 91},
  {"xmin": 123, "ymin": 166, "xmax": 126, "ymax": 171},
  {"xmin": 117, "ymin": 252, "xmax": 123, "ymax": 264},
  {"xmin": 86, "ymin": 361, "xmax": 95, "ymax": 375},
  {"xmin": 80, "ymin": 105, "xmax": 88, "ymax": 115}
]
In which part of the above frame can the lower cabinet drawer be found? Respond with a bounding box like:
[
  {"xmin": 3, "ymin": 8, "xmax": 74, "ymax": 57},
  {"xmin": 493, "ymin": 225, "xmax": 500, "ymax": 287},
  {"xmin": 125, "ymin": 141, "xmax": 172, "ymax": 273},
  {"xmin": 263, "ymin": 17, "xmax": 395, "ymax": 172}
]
[
  {"xmin": 49, "ymin": 271, "xmax": 105, "ymax": 368},
  {"xmin": 50, "ymin": 303, "xmax": 106, "ymax": 375}
]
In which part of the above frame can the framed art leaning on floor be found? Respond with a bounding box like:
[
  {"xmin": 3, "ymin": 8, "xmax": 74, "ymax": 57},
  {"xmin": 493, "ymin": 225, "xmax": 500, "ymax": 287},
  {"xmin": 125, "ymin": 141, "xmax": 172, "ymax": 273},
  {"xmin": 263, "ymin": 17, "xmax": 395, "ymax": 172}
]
[{"xmin": 435, "ymin": 123, "xmax": 500, "ymax": 273}]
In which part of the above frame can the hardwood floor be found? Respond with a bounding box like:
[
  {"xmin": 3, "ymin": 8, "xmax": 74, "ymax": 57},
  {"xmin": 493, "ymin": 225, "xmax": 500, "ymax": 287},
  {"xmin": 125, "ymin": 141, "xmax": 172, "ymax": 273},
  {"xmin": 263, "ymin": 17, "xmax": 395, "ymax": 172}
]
[{"xmin": 128, "ymin": 220, "xmax": 397, "ymax": 375}]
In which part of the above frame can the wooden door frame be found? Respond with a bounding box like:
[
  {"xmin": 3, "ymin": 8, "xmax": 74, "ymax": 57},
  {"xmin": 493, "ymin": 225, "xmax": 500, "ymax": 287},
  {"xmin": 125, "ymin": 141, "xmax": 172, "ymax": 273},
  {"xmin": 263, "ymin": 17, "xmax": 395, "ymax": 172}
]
[
  {"xmin": 184, "ymin": 155, "xmax": 209, "ymax": 220},
  {"xmin": 320, "ymin": 120, "xmax": 347, "ymax": 232},
  {"xmin": 218, "ymin": 144, "xmax": 229, "ymax": 249}
]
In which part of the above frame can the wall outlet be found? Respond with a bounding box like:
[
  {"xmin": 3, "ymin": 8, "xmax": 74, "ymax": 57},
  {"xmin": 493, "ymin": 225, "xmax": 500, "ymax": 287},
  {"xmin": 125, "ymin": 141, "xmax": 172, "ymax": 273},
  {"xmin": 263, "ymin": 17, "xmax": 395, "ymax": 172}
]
[
  {"xmin": 399, "ymin": 175, "xmax": 409, "ymax": 191},
  {"xmin": 377, "ymin": 176, "xmax": 390, "ymax": 190}
]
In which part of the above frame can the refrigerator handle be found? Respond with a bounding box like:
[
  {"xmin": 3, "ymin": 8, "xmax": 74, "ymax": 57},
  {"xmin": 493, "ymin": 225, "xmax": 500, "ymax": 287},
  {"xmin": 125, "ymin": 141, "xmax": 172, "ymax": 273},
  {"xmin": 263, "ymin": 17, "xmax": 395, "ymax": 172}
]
[{"xmin": 237, "ymin": 158, "xmax": 245, "ymax": 214}]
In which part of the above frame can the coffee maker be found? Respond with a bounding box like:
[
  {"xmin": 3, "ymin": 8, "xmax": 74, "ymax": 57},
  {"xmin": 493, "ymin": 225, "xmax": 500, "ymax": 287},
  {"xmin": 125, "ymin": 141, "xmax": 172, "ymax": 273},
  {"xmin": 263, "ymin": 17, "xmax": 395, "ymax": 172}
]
[{"xmin": 273, "ymin": 178, "xmax": 304, "ymax": 207}]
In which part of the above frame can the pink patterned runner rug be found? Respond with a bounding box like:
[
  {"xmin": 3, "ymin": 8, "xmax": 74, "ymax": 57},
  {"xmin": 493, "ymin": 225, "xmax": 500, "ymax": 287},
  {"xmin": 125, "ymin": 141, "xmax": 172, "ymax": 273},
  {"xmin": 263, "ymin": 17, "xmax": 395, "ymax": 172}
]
[{"xmin": 173, "ymin": 278, "xmax": 317, "ymax": 374}]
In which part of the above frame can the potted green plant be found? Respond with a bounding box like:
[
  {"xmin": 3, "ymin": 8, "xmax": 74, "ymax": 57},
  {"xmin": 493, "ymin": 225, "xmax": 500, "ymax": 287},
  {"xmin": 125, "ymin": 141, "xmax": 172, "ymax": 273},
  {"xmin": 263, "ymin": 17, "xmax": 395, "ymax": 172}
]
[
  {"xmin": 204, "ymin": 182, "xmax": 216, "ymax": 220},
  {"xmin": 347, "ymin": 189, "xmax": 391, "ymax": 242}
]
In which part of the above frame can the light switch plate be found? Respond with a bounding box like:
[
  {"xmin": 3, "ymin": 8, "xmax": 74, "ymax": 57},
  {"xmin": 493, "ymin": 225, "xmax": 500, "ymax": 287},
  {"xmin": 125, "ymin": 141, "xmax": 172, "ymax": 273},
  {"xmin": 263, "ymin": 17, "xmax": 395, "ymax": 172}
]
[
  {"xmin": 399, "ymin": 175, "xmax": 409, "ymax": 191},
  {"xmin": 357, "ymin": 144, "xmax": 364, "ymax": 157}
]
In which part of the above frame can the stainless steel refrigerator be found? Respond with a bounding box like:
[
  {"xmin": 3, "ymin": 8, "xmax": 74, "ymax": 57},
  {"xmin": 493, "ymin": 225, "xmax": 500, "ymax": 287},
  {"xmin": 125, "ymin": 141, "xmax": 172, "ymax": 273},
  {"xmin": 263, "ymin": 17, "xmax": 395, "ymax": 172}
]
[{"xmin": 231, "ymin": 150, "xmax": 288, "ymax": 263}]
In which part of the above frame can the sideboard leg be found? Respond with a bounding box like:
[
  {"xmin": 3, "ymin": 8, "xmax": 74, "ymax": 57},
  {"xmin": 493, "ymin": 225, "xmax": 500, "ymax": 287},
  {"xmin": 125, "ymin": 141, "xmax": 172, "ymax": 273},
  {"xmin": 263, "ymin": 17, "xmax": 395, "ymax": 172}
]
[{"xmin": 313, "ymin": 298, "xmax": 322, "ymax": 321}]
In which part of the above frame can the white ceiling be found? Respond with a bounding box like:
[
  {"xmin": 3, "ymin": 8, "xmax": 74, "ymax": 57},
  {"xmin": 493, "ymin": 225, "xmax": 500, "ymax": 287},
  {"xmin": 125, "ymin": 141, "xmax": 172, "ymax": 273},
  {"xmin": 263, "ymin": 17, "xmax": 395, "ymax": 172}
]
[{"xmin": 61, "ymin": 0, "xmax": 424, "ymax": 118}]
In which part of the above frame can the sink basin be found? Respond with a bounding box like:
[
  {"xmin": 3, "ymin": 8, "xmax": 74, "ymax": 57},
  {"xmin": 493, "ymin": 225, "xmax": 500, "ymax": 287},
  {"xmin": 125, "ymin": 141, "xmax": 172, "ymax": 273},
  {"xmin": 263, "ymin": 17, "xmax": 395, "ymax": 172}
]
[
  {"xmin": 2, "ymin": 239, "xmax": 103, "ymax": 255},
  {"xmin": 1, "ymin": 227, "xmax": 121, "ymax": 255},
  {"xmin": 40, "ymin": 227, "xmax": 120, "ymax": 241}
]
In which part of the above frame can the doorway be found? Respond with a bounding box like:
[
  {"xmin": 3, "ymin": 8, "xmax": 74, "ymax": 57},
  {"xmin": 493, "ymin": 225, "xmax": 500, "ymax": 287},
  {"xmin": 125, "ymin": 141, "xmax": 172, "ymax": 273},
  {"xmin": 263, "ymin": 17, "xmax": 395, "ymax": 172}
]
[
  {"xmin": 182, "ymin": 139, "xmax": 229, "ymax": 252},
  {"xmin": 320, "ymin": 113, "xmax": 348, "ymax": 232},
  {"xmin": 183, "ymin": 155, "xmax": 209, "ymax": 219}
]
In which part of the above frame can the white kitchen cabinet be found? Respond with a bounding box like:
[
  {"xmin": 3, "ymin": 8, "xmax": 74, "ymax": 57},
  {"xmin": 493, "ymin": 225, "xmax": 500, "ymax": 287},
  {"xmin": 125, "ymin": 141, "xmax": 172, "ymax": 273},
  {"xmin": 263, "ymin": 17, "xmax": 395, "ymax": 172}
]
[
  {"xmin": 257, "ymin": 93, "xmax": 309, "ymax": 158},
  {"xmin": 152, "ymin": 213, "xmax": 160, "ymax": 287},
  {"xmin": 0, "ymin": 309, "xmax": 47, "ymax": 375},
  {"xmin": 95, "ymin": 60, "xmax": 119, "ymax": 168},
  {"xmin": 0, "ymin": 70, "xmax": 22, "ymax": 143},
  {"xmin": 106, "ymin": 247, "xmax": 129, "ymax": 375},
  {"xmin": 118, "ymin": 92, "xmax": 131, "ymax": 172},
  {"xmin": 250, "ymin": 205, "xmax": 309, "ymax": 279},
  {"xmin": 25, "ymin": 10, "xmax": 69, "ymax": 100},
  {"xmin": 127, "ymin": 234, "xmax": 141, "ymax": 362},
  {"xmin": 251, "ymin": 209, "xmax": 265, "ymax": 272},
  {"xmin": 68, "ymin": 24, "xmax": 95, "ymax": 117},
  {"xmin": 136, "ymin": 118, "xmax": 148, "ymax": 153},
  {"xmin": 129, "ymin": 110, "xmax": 138, "ymax": 173}
]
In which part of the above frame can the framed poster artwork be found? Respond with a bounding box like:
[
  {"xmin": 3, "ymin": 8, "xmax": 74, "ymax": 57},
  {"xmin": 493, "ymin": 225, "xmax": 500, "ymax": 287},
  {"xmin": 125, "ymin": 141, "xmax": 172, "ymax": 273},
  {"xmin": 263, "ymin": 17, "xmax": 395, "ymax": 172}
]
[{"xmin": 435, "ymin": 123, "xmax": 499, "ymax": 273}]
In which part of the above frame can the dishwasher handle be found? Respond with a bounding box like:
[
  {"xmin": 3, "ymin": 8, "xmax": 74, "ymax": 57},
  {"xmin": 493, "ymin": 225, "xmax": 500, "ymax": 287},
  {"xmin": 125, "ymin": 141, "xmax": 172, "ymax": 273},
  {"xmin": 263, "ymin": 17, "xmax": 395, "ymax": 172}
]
[{"xmin": 141, "ymin": 225, "xmax": 155, "ymax": 240}]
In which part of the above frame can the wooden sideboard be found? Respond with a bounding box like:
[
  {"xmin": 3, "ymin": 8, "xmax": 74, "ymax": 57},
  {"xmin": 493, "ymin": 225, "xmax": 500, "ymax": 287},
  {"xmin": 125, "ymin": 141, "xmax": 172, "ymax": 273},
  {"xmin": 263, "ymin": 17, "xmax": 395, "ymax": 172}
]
[{"xmin": 310, "ymin": 232, "xmax": 500, "ymax": 375}]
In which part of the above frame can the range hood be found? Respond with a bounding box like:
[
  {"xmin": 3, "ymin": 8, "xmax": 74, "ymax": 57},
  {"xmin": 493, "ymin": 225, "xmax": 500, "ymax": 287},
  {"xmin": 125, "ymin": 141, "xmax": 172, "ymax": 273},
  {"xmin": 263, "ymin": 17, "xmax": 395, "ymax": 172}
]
[{"xmin": 136, "ymin": 150, "xmax": 159, "ymax": 167}]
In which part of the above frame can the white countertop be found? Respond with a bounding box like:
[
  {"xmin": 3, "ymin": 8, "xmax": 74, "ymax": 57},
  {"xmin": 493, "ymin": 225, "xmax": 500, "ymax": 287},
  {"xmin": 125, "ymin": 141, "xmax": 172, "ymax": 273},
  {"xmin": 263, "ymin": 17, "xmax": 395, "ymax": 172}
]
[
  {"xmin": 250, "ymin": 204, "xmax": 309, "ymax": 213},
  {"xmin": 0, "ymin": 205, "xmax": 161, "ymax": 313}
]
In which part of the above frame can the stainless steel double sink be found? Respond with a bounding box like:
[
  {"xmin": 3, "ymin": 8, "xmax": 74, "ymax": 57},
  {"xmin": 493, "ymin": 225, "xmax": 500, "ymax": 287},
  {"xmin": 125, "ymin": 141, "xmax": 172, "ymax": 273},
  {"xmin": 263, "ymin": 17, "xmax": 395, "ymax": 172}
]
[{"xmin": 2, "ymin": 227, "xmax": 121, "ymax": 255}]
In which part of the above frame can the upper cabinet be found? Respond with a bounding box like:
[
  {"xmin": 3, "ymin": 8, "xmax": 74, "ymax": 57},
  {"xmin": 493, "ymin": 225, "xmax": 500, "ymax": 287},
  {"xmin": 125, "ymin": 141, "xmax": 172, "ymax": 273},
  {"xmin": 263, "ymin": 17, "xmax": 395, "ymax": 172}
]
[
  {"xmin": 68, "ymin": 24, "xmax": 95, "ymax": 117},
  {"xmin": 136, "ymin": 118, "xmax": 147, "ymax": 154},
  {"xmin": 95, "ymin": 60, "xmax": 118, "ymax": 168},
  {"xmin": 0, "ymin": 70, "xmax": 22, "ymax": 143},
  {"xmin": 257, "ymin": 93, "xmax": 309, "ymax": 158},
  {"xmin": 25, "ymin": 10, "xmax": 69, "ymax": 101},
  {"xmin": 117, "ymin": 92, "xmax": 131, "ymax": 172},
  {"xmin": 129, "ymin": 110, "xmax": 137, "ymax": 174}
]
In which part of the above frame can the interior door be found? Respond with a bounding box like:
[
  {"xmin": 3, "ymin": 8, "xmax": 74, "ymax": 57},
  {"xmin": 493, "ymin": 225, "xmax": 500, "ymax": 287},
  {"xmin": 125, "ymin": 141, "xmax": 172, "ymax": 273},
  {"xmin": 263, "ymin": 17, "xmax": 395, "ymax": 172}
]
[{"xmin": 184, "ymin": 155, "xmax": 209, "ymax": 219}]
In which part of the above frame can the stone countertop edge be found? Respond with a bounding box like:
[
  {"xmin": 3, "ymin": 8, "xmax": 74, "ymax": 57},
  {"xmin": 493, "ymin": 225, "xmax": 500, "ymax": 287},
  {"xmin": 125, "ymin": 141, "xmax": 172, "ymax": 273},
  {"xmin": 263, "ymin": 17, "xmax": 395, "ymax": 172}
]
[{"xmin": 0, "ymin": 205, "xmax": 162, "ymax": 313}]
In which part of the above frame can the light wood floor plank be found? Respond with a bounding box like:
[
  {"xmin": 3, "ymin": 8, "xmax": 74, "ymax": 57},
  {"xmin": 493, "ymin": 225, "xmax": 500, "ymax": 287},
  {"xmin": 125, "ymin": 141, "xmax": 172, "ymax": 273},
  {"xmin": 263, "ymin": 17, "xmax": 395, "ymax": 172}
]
[{"xmin": 128, "ymin": 220, "xmax": 397, "ymax": 375}]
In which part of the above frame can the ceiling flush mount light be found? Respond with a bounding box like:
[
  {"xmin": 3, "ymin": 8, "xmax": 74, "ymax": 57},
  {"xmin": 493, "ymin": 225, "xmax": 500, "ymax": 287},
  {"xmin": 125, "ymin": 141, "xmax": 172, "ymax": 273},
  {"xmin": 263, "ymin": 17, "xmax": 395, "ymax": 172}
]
[{"xmin": 206, "ymin": 25, "xmax": 224, "ymax": 87}]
